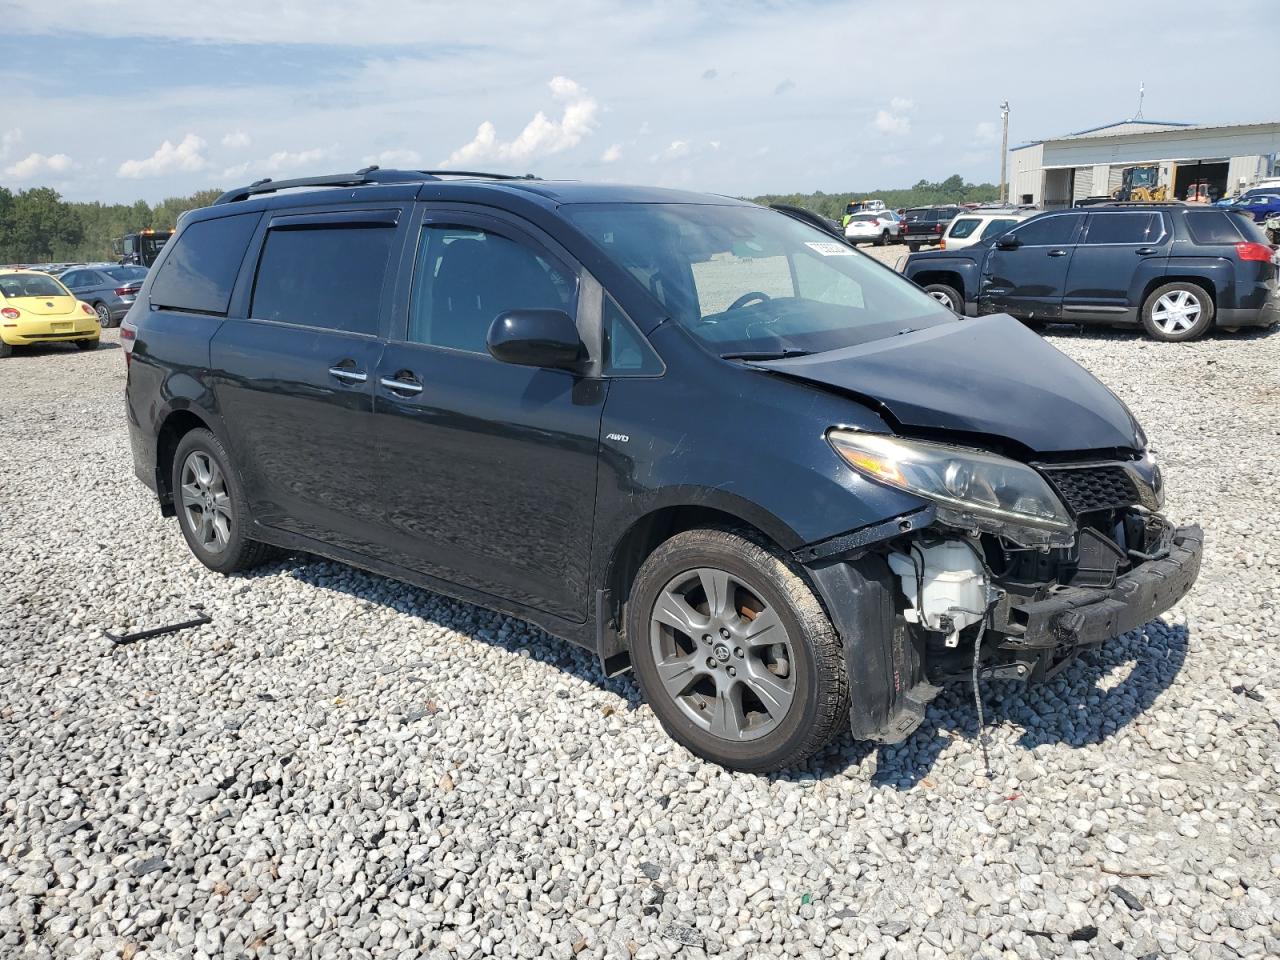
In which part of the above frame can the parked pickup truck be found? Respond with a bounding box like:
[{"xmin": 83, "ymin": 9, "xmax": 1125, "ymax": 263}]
[
  {"xmin": 900, "ymin": 206, "xmax": 963, "ymax": 251},
  {"xmin": 900, "ymin": 204, "xmax": 1279, "ymax": 341}
]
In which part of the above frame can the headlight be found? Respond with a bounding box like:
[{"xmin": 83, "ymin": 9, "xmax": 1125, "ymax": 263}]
[{"xmin": 827, "ymin": 429, "xmax": 1074, "ymax": 543}]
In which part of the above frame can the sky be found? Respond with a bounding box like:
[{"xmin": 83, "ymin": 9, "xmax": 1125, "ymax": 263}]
[{"xmin": 0, "ymin": 0, "xmax": 1274, "ymax": 204}]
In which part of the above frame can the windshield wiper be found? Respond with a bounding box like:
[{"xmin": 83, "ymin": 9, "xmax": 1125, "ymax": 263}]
[{"xmin": 719, "ymin": 348, "xmax": 814, "ymax": 361}]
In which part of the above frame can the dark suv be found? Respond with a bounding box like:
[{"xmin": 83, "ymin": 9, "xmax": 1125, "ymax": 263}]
[
  {"xmin": 902, "ymin": 204, "xmax": 1279, "ymax": 341},
  {"xmin": 123, "ymin": 169, "xmax": 1201, "ymax": 772}
]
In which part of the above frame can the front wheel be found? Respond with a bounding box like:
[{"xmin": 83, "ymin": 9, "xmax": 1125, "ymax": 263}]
[
  {"xmin": 172, "ymin": 428, "xmax": 280, "ymax": 574},
  {"xmin": 1141, "ymin": 281, "xmax": 1213, "ymax": 341},
  {"xmin": 923, "ymin": 283, "xmax": 963, "ymax": 313},
  {"xmin": 626, "ymin": 529, "xmax": 850, "ymax": 773}
]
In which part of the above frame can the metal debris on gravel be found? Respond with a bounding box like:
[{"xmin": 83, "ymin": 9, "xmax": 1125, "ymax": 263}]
[{"xmin": 1, "ymin": 316, "xmax": 1278, "ymax": 959}]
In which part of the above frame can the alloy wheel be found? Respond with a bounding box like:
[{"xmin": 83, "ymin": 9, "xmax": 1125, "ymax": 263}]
[
  {"xmin": 928, "ymin": 289, "xmax": 956, "ymax": 309},
  {"xmin": 648, "ymin": 567, "xmax": 796, "ymax": 742},
  {"xmin": 180, "ymin": 451, "xmax": 233, "ymax": 554},
  {"xmin": 1151, "ymin": 289, "xmax": 1202, "ymax": 335},
  {"xmin": 94, "ymin": 303, "xmax": 111, "ymax": 326}
]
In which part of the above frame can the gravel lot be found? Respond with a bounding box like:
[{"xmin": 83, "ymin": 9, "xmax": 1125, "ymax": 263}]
[{"xmin": 2, "ymin": 301, "xmax": 1278, "ymax": 960}]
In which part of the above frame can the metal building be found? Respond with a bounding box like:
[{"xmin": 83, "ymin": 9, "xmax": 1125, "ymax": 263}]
[{"xmin": 1010, "ymin": 119, "xmax": 1280, "ymax": 208}]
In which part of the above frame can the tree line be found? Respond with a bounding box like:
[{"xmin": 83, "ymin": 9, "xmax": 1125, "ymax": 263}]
[
  {"xmin": 0, "ymin": 173, "xmax": 1002, "ymax": 264},
  {"xmin": 0, "ymin": 186, "xmax": 221, "ymax": 264},
  {"xmin": 751, "ymin": 174, "xmax": 1002, "ymax": 220}
]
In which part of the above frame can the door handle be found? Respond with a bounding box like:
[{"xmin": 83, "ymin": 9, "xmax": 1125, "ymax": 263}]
[
  {"xmin": 1047, "ymin": 249, "xmax": 1068, "ymax": 257},
  {"xmin": 1134, "ymin": 247, "xmax": 1158, "ymax": 255},
  {"xmin": 328, "ymin": 366, "xmax": 368, "ymax": 384},
  {"xmin": 379, "ymin": 373, "xmax": 424, "ymax": 396}
]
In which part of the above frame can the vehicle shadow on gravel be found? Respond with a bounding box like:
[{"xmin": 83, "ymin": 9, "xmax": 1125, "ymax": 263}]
[
  {"xmin": 269, "ymin": 559, "xmax": 1187, "ymax": 786},
  {"xmin": 791, "ymin": 620, "xmax": 1189, "ymax": 789},
  {"xmin": 1043, "ymin": 322, "xmax": 1278, "ymax": 344},
  {"xmin": 274, "ymin": 558, "xmax": 648, "ymax": 708}
]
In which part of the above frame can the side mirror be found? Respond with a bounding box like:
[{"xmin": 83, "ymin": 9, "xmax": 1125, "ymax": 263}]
[
  {"xmin": 995, "ymin": 233, "xmax": 1021, "ymax": 250},
  {"xmin": 487, "ymin": 309, "xmax": 584, "ymax": 371}
]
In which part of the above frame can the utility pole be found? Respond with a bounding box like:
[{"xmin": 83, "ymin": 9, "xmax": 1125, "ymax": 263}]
[{"xmin": 999, "ymin": 100, "xmax": 1010, "ymax": 204}]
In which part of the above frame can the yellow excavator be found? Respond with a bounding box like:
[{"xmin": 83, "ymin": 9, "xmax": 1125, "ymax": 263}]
[{"xmin": 1112, "ymin": 164, "xmax": 1168, "ymax": 202}]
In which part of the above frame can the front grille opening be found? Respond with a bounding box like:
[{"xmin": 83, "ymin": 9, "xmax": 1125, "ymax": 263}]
[{"xmin": 1043, "ymin": 465, "xmax": 1138, "ymax": 515}]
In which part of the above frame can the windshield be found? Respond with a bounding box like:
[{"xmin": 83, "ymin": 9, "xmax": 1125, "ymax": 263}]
[
  {"xmin": 0, "ymin": 273, "xmax": 68, "ymax": 298},
  {"xmin": 566, "ymin": 203, "xmax": 956, "ymax": 357}
]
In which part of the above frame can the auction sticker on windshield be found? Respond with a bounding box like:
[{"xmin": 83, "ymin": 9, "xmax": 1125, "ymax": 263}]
[{"xmin": 805, "ymin": 241, "xmax": 854, "ymax": 256}]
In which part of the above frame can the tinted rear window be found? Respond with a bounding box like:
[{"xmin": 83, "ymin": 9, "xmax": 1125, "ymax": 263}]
[
  {"xmin": 1084, "ymin": 212, "xmax": 1162, "ymax": 245},
  {"xmin": 150, "ymin": 214, "xmax": 258, "ymax": 314},
  {"xmin": 1184, "ymin": 210, "xmax": 1243, "ymax": 245},
  {"xmin": 0, "ymin": 273, "xmax": 67, "ymax": 298},
  {"xmin": 104, "ymin": 266, "xmax": 147, "ymax": 282},
  {"xmin": 250, "ymin": 224, "xmax": 395, "ymax": 335}
]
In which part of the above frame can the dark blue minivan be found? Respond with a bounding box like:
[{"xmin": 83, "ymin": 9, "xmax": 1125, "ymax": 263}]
[{"xmin": 122, "ymin": 169, "xmax": 1202, "ymax": 772}]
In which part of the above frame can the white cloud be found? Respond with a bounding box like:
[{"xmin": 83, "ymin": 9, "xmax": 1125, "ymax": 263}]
[
  {"xmin": 221, "ymin": 130, "xmax": 251, "ymax": 149},
  {"xmin": 222, "ymin": 161, "xmax": 251, "ymax": 179},
  {"xmin": 1, "ymin": 128, "xmax": 22, "ymax": 158},
  {"xmin": 974, "ymin": 121, "xmax": 1000, "ymax": 143},
  {"xmin": 650, "ymin": 140, "xmax": 690, "ymax": 163},
  {"xmin": 263, "ymin": 147, "xmax": 333, "ymax": 171},
  {"xmin": 600, "ymin": 143, "xmax": 622, "ymax": 164},
  {"xmin": 4, "ymin": 151, "xmax": 75, "ymax": 179},
  {"xmin": 870, "ymin": 96, "xmax": 916, "ymax": 137},
  {"xmin": 362, "ymin": 148, "xmax": 422, "ymax": 167},
  {"xmin": 117, "ymin": 134, "xmax": 208, "ymax": 178},
  {"xmin": 442, "ymin": 76, "xmax": 599, "ymax": 167},
  {"xmin": 871, "ymin": 109, "xmax": 911, "ymax": 136}
]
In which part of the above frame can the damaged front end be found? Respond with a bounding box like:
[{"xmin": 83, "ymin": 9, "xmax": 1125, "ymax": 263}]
[{"xmin": 800, "ymin": 432, "xmax": 1203, "ymax": 745}]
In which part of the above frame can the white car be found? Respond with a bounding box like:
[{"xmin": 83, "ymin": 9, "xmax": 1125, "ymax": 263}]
[
  {"xmin": 843, "ymin": 211, "xmax": 900, "ymax": 246},
  {"xmin": 941, "ymin": 211, "xmax": 1031, "ymax": 250}
]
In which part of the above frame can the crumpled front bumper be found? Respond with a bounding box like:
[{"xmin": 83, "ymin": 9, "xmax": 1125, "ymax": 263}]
[{"xmin": 999, "ymin": 523, "xmax": 1202, "ymax": 656}]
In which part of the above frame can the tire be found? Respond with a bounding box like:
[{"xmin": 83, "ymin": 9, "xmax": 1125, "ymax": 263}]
[
  {"xmin": 907, "ymin": 243, "xmax": 920, "ymax": 253},
  {"xmin": 1141, "ymin": 281, "xmax": 1214, "ymax": 342},
  {"xmin": 171, "ymin": 428, "xmax": 280, "ymax": 574},
  {"xmin": 626, "ymin": 528, "xmax": 850, "ymax": 773},
  {"xmin": 0, "ymin": 340, "xmax": 11, "ymax": 359},
  {"xmin": 92, "ymin": 302, "xmax": 112, "ymax": 328},
  {"xmin": 75, "ymin": 338, "xmax": 99, "ymax": 351},
  {"xmin": 877, "ymin": 230, "xmax": 890, "ymax": 246},
  {"xmin": 923, "ymin": 283, "xmax": 963, "ymax": 313}
]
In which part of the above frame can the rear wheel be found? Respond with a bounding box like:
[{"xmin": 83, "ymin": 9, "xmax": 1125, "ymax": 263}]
[
  {"xmin": 908, "ymin": 242, "xmax": 920, "ymax": 252},
  {"xmin": 626, "ymin": 529, "xmax": 850, "ymax": 773},
  {"xmin": 877, "ymin": 230, "xmax": 890, "ymax": 246},
  {"xmin": 0, "ymin": 340, "xmax": 11, "ymax": 359},
  {"xmin": 923, "ymin": 283, "xmax": 963, "ymax": 313},
  {"xmin": 93, "ymin": 302, "xmax": 112, "ymax": 328},
  {"xmin": 1141, "ymin": 281, "xmax": 1213, "ymax": 342},
  {"xmin": 75, "ymin": 338, "xmax": 99, "ymax": 351},
  {"xmin": 172, "ymin": 428, "xmax": 280, "ymax": 574}
]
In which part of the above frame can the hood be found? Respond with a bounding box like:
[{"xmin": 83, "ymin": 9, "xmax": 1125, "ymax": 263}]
[{"xmin": 753, "ymin": 314, "xmax": 1142, "ymax": 455}]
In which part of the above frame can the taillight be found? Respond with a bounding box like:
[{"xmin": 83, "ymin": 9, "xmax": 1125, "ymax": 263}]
[
  {"xmin": 114, "ymin": 286, "xmax": 134, "ymax": 296},
  {"xmin": 1235, "ymin": 241, "xmax": 1275, "ymax": 262},
  {"xmin": 934, "ymin": 223, "xmax": 944, "ymax": 233},
  {"xmin": 0, "ymin": 307, "xmax": 19, "ymax": 320},
  {"xmin": 940, "ymin": 239, "xmax": 946, "ymax": 250},
  {"xmin": 120, "ymin": 326, "xmax": 136, "ymax": 366},
  {"xmin": 120, "ymin": 327, "xmax": 136, "ymax": 341},
  {"xmin": 80, "ymin": 302, "xmax": 96, "ymax": 316}
]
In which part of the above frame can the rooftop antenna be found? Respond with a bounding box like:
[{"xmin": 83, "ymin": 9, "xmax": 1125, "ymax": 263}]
[{"xmin": 1133, "ymin": 81, "xmax": 1145, "ymax": 121}]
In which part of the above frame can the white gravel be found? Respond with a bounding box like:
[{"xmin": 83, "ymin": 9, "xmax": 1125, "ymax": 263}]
[{"xmin": 2, "ymin": 312, "xmax": 1278, "ymax": 960}]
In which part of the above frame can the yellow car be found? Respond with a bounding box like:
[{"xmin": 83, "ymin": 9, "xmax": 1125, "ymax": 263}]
[{"xmin": 0, "ymin": 269, "xmax": 101, "ymax": 357}]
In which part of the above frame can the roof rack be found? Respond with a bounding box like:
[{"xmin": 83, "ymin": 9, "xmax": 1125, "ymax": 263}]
[
  {"xmin": 1098, "ymin": 200, "xmax": 1188, "ymax": 207},
  {"xmin": 213, "ymin": 166, "xmax": 539, "ymax": 205}
]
